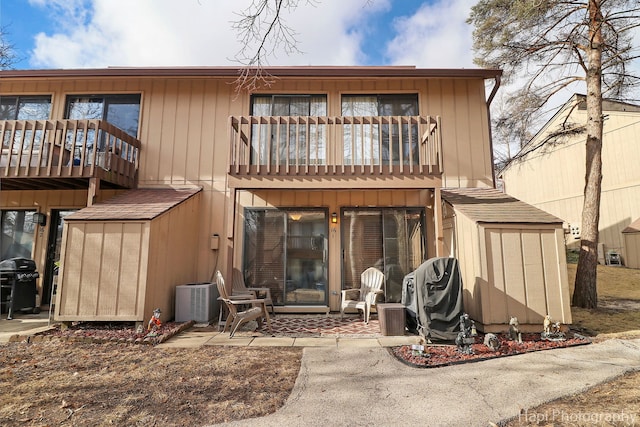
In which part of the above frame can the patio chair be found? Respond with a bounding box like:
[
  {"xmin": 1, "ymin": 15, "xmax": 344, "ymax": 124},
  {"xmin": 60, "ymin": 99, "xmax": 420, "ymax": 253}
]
[
  {"xmin": 215, "ymin": 270, "xmax": 272, "ymax": 338},
  {"xmin": 340, "ymin": 266, "xmax": 385, "ymax": 323},
  {"xmin": 232, "ymin": 268, "xmax": 275, "ymax": 316}
]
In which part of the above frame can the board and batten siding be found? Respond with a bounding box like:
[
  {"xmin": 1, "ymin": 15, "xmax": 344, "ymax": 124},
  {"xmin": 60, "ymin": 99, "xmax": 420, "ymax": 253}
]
[
  {"xmin": 0, "ymin": 75, "xmax": 495, "ymax": 188},
  {"xmin": 57, "ymin": 221, "xmax": 149, "ymax": 321},
  {"xmin": 3, "ymin": 74, "xmax": 495, "ymax": 301},
  {"xmin": 449, "ymin": 206, "xmax": 571, "ymax": 332},
  {"xmin": 56, "ymin": 192, "xmax": 201, "ymax": 322}
]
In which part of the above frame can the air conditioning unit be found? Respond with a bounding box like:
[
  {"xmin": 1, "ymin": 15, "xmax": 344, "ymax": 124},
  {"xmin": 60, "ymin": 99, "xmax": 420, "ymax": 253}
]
[{"xmin": 175, "ymin": 282, "xmax": 219, "ymax": 323}]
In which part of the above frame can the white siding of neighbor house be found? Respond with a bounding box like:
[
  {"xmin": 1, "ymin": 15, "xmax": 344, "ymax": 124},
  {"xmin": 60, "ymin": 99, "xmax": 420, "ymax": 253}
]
[{"xmin": 501, "ymin": 106, "xmax": 640, "ymax": 264}]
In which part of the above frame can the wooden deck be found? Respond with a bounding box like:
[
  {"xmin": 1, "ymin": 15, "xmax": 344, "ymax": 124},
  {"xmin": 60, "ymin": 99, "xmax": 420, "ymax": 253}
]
[{"xmin": 1, "ymin": 119, "xmax": 140, "ymax": 191}]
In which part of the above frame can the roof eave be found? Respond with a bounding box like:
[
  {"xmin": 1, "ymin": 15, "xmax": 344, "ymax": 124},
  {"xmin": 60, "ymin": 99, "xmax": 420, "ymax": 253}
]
[{"xmin": 0, "ymin": 66, "xmax": 503, "ymax": 80}]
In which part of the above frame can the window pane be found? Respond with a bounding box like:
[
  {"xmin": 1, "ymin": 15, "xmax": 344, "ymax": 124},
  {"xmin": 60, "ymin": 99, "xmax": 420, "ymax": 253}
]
[
  {"xmin": 285, "ymin": 211, "xmax": 327, "ymax": 305},
  {"xmin": 243, "ymin": 209, "xmax": 328, "ymax": 306},
  {"xmin": 0, "ymin": 97, "xmax": 18, "ymax": 120},
  {"xmin": 17, "ymin": 97, "xmax": 52, "ymax": 120},
  {"xmin": 0, "ymin": 96, "xmax": 51, "ymax": 120},
  {"xmin": 1, "ymin": 97, "xmax": 51, "ymax": 151},
  {"xmin": 342, "ymin": 94, "xmax": 419, "ymax": 165},
  {"xmin": 342, "ymin": 208, "xmax": 425, "ymax": 303},
  {"xmin": 1, "ymin": 210, "xmax": 36, "ymax": 260},
  {"xmin": 105, "ymin": 96, "xmax": 141, "ymax": 137},
  {"xmin": 341, "ymin": 96, "xmax": 380, "ymax": 165},
  {"xmin": 249, "ymin": 95, "xmax": 327, "ymax": 165},
  {"xmin": 67, "ymin": 97, "xmax": 104, "ymax": 120},
  {"xmin": 66, "ymin": 95, "xmax": 141, "ymax": 137}
]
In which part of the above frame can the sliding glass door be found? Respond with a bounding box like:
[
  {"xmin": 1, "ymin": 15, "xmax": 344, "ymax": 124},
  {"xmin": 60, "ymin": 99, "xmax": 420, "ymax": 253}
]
[
  {"xmin": 243, "ymin": 209, "xmax": 328, "ymax": 306},
  {"xmin": 341, "ymin": 208, "xmax": 426, "ymax": 303}
]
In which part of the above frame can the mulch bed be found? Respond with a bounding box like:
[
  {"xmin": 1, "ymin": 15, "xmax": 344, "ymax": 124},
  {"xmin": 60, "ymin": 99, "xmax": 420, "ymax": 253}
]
[
  {"xmin": 9, "ymin": 321, "xmax": 193, "ymax": 345},
  {"xmin": 390, "ymin": 332, "xmax": 591, "ymax": 368}
]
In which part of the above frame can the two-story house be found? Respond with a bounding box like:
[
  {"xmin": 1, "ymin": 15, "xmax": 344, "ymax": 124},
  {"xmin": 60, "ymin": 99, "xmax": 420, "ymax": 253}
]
[
  {"xmin": 500, "ymin": 94, "xmax": 640, "ymax": 268},
  {"xmin": 0, "ymin": 66, "xmax": 572, "ymax": 332}
]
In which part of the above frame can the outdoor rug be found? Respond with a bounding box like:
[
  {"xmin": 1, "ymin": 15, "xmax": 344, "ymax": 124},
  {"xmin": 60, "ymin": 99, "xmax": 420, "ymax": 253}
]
[{"xmin": 252, "ymin": 315, "xmax": 383, "ymax": 337}]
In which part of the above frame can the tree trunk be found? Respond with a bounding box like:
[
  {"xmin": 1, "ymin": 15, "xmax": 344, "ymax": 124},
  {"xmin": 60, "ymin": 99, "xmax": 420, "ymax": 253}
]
[{"xmin": 573, "ymin": 0, "xmax": 603, "ymax": 309}]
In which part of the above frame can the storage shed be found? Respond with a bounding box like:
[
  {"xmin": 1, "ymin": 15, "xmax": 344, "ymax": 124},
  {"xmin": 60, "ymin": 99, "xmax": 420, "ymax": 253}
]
[
  {"xmin": 622, "ymin": 218, "xmax": 640, "ymax": 269},
  {"xmin": 55, "ymin": 187, "xmax": 202, "ymax": 324},
  {"xmin": 441, "ymin": 188, "xmax": 572, "ymax": 332}
]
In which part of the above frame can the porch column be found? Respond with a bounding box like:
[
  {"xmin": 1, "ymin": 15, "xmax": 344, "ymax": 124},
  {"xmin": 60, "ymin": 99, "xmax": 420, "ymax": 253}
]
[
  {"xmin": 87, "ymin": 177, "xmax": 99, "ymax": 207},
  {"xmin": 226, "ymin": 187, "xmax": 236, "ymax": 240},
  {"xmin": 224, "ymin": 187, "xmax": 237, "ymax": 280},
  {"xmin": 434, "ymin": 187, "xmax": 445, "ymax": 257}
]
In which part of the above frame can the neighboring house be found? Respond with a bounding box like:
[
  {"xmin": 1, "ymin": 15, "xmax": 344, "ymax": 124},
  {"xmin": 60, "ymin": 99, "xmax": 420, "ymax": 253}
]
[
  {"xmin": 500, "ymin": 94, "xmax": 640, "ymax": 267},
  {"xmin": 0, "ymin": 66, "xmax": 571, "ymax": 331}
]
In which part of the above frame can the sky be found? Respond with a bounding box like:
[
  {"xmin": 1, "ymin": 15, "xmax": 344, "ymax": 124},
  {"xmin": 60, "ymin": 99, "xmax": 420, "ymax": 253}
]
[
  {"xmin": 0, "ymin": 0, "xmax": 477, "ymax": 69},
  {"xmin": 1, "ymin": 0, "xmax": 638, "ymax": 160}
]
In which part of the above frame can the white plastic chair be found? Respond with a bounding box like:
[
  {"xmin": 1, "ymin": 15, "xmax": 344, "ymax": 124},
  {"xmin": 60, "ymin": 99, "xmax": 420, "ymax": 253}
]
[{"xmin": 340, "ymin": 266, "xmax": 385, "ymax": 323}]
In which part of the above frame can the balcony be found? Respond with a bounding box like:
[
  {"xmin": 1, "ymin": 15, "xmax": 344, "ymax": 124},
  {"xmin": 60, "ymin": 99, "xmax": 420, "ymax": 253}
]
[
  {"xmin": 1, "ymin": 120, "xmax": 140, "ymax": 191},
  {"xmin": 228, "ymin": 115, "xmax": 443, "ymax": 189}
]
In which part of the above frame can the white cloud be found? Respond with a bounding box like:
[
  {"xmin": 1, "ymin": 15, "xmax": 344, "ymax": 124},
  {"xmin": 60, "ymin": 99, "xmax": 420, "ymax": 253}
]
[
  {"xmin": 384, "ymin": 0, "xmax": 474, "ymax": 68},
  {"xmin": 29, "ymin": 0, "xmax": 391, "ymax": 68}
]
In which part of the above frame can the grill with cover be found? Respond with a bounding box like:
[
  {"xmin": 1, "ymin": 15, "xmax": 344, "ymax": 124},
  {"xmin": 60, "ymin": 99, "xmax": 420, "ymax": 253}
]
[{"xmin": 401, "ymin": 257, "xmax": 464, "ymax": 341}]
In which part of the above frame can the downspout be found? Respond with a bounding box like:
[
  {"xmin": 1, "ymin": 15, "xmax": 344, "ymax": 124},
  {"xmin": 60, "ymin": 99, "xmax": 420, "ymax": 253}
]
[{"xmin": 486, "ymin": 74, "xmax": 502, "ymax": 189}]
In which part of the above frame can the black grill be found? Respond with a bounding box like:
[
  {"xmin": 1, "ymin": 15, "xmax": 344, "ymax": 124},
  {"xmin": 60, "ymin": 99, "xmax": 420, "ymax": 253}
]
[{"xmin": 0, "ymin": 257, "xmax": 40, "ymax": 320}]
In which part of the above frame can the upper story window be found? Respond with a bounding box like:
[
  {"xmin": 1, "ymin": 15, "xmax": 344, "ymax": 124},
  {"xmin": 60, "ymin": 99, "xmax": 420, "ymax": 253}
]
[
  {"xmin": 1, "ymin": 96, "xmax": 52, "ymax": 152},
  {"xmin": 66, "ymin": 94, "xmax": 141, "ymax": 138},
  {"xmin": 341, "ymin": 94, "xmax": 419, "ymax": 165},
  {"xmin": 0, "ymin": 95, "xmax": 52, "ymax": 120},
  {"xmin": 250, "ymin": 95, "xmax": 327, "ymax": 165},
  {"xmin": 341, "ymin": 94, "xmax": 418, "ymax": 117},
  {"xmin": 251, "ymin": 95, "xmax": 327, "ymax": 116}
]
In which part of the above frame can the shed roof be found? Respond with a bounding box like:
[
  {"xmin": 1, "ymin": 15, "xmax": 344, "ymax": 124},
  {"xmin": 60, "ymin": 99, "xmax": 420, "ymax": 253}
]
[
  {"xmin": 622, "ymin": 218, "xmax": 640, "ymax": 233},
  {"xmin": 441, "ymin": 188, "xmax": 563, "ymax": 224},
  {"xmin": 65, "ymin": 187, "xmax": 201, "ymax": 221}
]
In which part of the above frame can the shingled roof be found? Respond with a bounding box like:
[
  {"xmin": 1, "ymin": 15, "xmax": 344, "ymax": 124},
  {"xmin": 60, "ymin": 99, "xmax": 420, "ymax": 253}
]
[
  {"xmin": 441, "ymin": 188, "xmax": 563, "ymax": 224},
  {"xmin": 622, "ymin": 218, "xmax": 640, "ymax": 233},
  {"xmin": 65, "ymin": 187, "xmax": 202, "ymax": 221}
]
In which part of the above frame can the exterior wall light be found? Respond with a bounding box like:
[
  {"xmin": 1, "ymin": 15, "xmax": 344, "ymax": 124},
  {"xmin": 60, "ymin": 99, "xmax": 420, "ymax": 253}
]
[
  {"xmin": 33, "ymin": 212, "xmax": 47, "ymax": 226},
  {"xmin": 331, "ymin": 212, "xmax": 338, "ymax": 224}
]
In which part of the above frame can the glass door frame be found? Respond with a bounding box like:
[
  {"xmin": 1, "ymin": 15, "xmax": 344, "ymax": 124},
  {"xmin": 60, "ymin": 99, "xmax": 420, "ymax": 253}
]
[
  {"xmin": 42, "ymin": 209, "xmax": 76, "ymax": 305},
  {"xmin": 242, "ymin": 207, "xmax": 329, "ymax": 306}
]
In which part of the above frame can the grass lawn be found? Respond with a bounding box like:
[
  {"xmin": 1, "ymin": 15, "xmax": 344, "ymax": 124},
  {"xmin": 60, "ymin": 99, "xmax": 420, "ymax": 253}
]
[
  {"xmin": 567, "ymin": 263, "xmax": 640, "ymax": 337},
  {"xmin": 504, "ymin": 263, "xmax": 640, "ymax": 426}
]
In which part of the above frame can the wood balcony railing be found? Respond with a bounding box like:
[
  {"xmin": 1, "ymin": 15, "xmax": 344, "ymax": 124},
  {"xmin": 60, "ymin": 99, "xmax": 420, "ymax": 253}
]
[
  {"xmin": 229, "ymin": 115, "xmax": 442, "ymax": 185},
  {"xmin": 1, "ymin": 119, "xmax": 140, "ymax": 190}
]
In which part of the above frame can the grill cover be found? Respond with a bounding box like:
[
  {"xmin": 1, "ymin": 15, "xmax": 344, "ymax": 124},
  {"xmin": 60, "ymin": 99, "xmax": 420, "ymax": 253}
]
[
  {"xmin": 401, "ymin": 257, "xmax": 463, "ymax": 341},
  {"xmin": 0, "ymin": 257, "xmax": 37, "ymax": 273}
]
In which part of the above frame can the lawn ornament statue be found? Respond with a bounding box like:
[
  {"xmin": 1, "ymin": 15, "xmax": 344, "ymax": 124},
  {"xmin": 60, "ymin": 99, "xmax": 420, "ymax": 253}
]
[
  {"xmin": 508, "ymin": 316, "xmax": 523, "ymax": 343},
  {"xmin": 455, "ymin": 313, "xmax": 477, "ymax": 354},
  {"xmin": 541, "ymin": 315, "xmax": 566, "ymax": 341},
  {"xmin": 146, "ymin": 308, "xmax": 162, "ymax": 336},
  {"xmin": 483, "ymin": 333, "xmax": 501, "ymax": 351}
]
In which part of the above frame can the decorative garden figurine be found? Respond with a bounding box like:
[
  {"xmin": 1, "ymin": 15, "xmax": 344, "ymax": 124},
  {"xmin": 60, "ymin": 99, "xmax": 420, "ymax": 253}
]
[
  {"xmin": 147, "ymin": 308, "xmax": 162, "ymax": 335},
  {"xmin": 455, "ymin": 313, "xmax": 477, "ymax": 354},
  {"xmin": 411, "ymin": 344, "xmax": 429, "ymax": 358},
  {"xmin": 483, "ymin": 333, "xmax": 501, "ymax": 351},
  {"xmin": 509, "ymin": 316, "xmax": 523, "ymax": 343},
  {"xmin": 541, "ymin": 315, "xmax": 566, "ymax": 341},
  {"xmin": 543, "ymin": 315, "xmax": 552, "ymax": 335}
]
